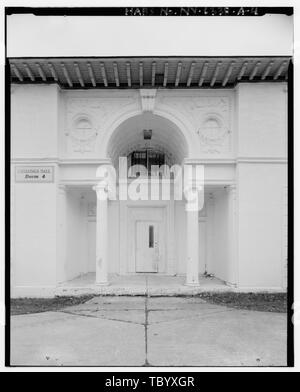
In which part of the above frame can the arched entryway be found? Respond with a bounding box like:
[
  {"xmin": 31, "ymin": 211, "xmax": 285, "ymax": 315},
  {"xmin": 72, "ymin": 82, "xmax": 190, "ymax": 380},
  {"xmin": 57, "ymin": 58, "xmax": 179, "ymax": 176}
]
[
  {"xmin": 106, "ymin": 112, "xmax": 189, "ymax": 168},
  {"xmin": 94, "ymin": 111, "xmax": 202, "ymax": 286}
]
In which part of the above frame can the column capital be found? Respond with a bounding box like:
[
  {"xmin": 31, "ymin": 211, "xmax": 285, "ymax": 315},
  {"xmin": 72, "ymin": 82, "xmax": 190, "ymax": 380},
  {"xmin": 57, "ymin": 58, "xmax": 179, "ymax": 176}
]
[
  {"xmin": 93, "ymin": 183, "xmax": 109, "ymax": 200},
  {"xmin": 58, "ymin": 184, "xmax": 67, "ymax": 194},
  {"xmin": 95, "ymin": 164, "xmax": 117, "ymax": 200},
  {"xmin": 95, "ymin": 163, "xmax": 115, "ymax": 180},
  {"xmin": 184, "ymin": 185, "xmax": 204, "ymax": 212},
  {"xmin": 93, "ymin": 182, "xmax": 107, "ymax": 191},
  {"xmin": 226, "ymin": 184, "xmax": 237, "ymax": 193}
]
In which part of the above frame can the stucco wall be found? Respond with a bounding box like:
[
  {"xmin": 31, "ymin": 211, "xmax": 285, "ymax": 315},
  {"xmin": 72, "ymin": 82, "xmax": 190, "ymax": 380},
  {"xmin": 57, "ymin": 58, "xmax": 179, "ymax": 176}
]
[
  {"xmin": 236, "ymin": 83, "xmax": 287, "ymax": 158},
  {"xmin": 236, "ymin": 83, "xmax": 288, "ymax": 289},
  {"xmin": 108, "ymin": 201, "xmax": 120, "ymax": 274},
  {"xmin": 11, "ymin": 85, "xmax": 60, "ymax": 159},
  {"xmin": 11, "ymin": 85, "xmax": 60, "ymax": 296},
  {"xmin": 65, "ymin": 192, "xmax": 80, "ymax": 280},
  {"xmin": 212, "ymin": 189, "xmax": 230, "ymax": 282},
  {"xmin": 175, "ymin": 201, "xmax": 186, "ymax": 275},
  {"xmin": 237, "ymin": 164, "xmax": 287, "ymax": 289},
  {"xmin": 12, "ymin": 177, "xmax": 58, "ymax": 289}
]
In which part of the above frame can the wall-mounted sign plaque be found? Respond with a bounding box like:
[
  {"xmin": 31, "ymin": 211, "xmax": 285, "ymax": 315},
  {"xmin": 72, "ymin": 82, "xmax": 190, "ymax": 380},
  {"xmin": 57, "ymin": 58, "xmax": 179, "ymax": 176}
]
[{"xmin": 15, "ymin": 166, "xmax": 55, "ymax": 183}]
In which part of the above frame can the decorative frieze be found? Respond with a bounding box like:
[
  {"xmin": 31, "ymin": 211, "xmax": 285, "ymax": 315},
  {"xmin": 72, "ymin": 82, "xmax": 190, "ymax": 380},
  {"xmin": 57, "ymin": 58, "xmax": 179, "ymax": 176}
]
[
  {"xmin": 66, "ymin": 97, "xmax": 136, "ymax": 126},
  {"xmin": 63, "ymin": 92, "xmax": 233, "ymax": 156},
  {"xmin": 158, "ymin": 95, "xmax": 232, "ymax": 154}
]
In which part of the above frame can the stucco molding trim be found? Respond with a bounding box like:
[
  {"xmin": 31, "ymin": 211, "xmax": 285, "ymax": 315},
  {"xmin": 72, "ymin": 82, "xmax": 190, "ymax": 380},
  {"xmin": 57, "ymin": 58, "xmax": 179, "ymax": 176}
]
[
  {"xmin": 184, "ymin": 158, "xmax": 235, "ymax": 165},
  {"xmin": 11, "ymin": 158, "xmax": 59, "ymax": 163},
  {"xmin": 11, "ymin": 157, "xmax": 287, "ymax": 165},
  {"xmin": 236, "ymin": 157, "xmax": 288, "ymax": 163}
]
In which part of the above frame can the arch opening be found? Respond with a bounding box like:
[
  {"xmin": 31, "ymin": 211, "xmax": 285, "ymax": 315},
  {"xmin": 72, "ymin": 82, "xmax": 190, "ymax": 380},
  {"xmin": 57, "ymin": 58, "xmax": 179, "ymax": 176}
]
[{"xmin": 106, "ymin": 113, "xmax": 189, "ymax": 170}]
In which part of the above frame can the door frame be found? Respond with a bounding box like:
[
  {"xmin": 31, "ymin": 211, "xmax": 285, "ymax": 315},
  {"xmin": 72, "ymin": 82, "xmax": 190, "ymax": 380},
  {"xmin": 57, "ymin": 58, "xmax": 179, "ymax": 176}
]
[
  {"xmin": 128, "ymin": 207, "xmax": 166, "ymax": 274},
  {"xmin": 119, "ymin": 200, "xmax": 175, "ymax": 275}
]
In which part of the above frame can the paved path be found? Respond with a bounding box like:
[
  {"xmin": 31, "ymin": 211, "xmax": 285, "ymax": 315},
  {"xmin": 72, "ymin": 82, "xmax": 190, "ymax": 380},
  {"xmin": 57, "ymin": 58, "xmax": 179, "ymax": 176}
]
[{"xmin": 10, "ymin": 295, "xmax": 287, "ymax": 366}]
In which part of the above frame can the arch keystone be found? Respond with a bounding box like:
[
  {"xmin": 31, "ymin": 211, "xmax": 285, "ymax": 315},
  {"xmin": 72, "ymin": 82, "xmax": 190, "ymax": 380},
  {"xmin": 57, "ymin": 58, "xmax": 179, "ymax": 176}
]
[{"xmin": 139, "ymin": 89, "xmax": 157, "ymax": 112}]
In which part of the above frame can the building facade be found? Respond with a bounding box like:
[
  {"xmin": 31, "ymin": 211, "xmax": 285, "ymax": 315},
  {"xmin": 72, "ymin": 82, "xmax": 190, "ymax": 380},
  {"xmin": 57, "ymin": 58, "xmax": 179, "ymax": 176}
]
[{"xmin": 10, "ymin": 57, "xmax": 289, "ymax": 296}]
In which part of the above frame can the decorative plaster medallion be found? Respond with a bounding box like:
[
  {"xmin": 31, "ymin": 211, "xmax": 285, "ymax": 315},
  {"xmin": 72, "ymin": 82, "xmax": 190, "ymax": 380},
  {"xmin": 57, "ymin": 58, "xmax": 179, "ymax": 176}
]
[
  {"xmin": 65, "ymin": 96, "xmax": 138, "ymax": 154},
  {"xmin": 69, "ymin": 115, "xmax": 97, "ymax": 153},
  {"xmin": 198, "ymin": 115, "xmax": 230, "ymax": 154}
]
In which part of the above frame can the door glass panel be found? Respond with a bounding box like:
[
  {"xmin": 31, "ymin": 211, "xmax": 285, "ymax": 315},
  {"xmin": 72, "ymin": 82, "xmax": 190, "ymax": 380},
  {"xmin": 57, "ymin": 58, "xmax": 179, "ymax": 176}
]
[{"xmin": 149, "ymin": 225, "xmax": 154, "ymax": 248}]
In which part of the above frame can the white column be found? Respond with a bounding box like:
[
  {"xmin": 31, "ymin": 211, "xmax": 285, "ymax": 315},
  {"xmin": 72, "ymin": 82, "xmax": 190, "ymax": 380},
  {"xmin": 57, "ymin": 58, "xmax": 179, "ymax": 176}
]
[
  {"xmin": 167, "ymin": 196, "xmax": 176, "ymax": 275},
  {"xmin": 227, "ymin": 184, "xmax": 238, "ymax": 287},
  {"xmin": 94, "ymin": 184, "xmax": 109, "ymax": 285},
  {"xmin": 185, "ymin": 207, "xmax": 200, "ymax": 286},
  {"xmin": 206, "ymin": 192, "xmax": 215, "ymax": 274}
]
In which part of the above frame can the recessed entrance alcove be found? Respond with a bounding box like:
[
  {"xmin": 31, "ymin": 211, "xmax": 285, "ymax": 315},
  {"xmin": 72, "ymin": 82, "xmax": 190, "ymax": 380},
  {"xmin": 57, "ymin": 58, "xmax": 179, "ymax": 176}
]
[{"xmin": 107, "ymin": 112, "xmax": 189, "ymax": 169}]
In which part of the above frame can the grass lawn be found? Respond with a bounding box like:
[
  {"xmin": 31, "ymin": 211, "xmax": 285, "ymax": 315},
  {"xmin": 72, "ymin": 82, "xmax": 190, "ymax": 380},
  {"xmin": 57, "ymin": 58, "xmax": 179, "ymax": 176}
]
[
  {"xmin": 10, "ymin": 292, "xmax": 287, "ymax": 315},
  {"xmin": 10, "ymin": 295, "xmax": 94, "ymax": 316},
  {"xmin": 197, "ymin": 292, "xmax": 287, "ymax": 313}
]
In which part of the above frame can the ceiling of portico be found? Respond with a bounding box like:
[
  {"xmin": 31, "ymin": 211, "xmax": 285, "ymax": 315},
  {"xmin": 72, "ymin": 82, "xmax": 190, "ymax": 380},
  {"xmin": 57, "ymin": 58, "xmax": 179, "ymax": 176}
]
[
  {"xmin": 9, "ymin": 56, "xmax": 291, "ymax": 89},
  {"xmin": 107, "ymin": 113, "xmax": 189, "ymax": 167}
]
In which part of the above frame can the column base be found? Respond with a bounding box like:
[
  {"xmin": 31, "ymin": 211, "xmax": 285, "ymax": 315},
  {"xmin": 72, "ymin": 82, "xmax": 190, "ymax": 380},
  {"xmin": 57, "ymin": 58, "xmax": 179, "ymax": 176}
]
[
  {"xmin": 184, "ymin": 282, "xmax": 200, "ymax": 287},
  {"xmin": 226, "ymin": 282, "xmax": 237, "ymax": 288},
  {"xmin": 95, "ymin": 281, "xmax": 110, "ymax": 286}
]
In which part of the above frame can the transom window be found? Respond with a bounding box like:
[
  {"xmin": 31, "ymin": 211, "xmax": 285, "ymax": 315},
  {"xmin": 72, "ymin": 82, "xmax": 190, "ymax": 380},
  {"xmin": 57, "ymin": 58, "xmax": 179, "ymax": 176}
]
[{"xmin": 128, "ymin": 150, "xmax": 166, "ymax": 177}]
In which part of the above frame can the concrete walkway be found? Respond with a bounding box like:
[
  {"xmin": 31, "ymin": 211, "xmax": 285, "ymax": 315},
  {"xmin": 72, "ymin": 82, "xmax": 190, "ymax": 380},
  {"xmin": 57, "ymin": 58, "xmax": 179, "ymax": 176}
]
[{"xmin": 10, "ymin": 296, "xmax": 287, "ymax": 367}]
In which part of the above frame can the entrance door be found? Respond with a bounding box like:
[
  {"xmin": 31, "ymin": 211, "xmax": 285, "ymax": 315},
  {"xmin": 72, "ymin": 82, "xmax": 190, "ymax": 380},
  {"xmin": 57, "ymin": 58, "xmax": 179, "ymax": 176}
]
[{"xmin": 136, "ymin": 221, "xmax": 159, "ymax": 272}]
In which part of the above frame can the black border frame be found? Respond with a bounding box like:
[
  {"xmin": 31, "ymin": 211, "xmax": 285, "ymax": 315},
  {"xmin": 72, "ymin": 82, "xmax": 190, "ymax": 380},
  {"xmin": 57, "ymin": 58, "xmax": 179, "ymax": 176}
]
[
  {"xmin": 4, "ymin": 6, "xmax": 294, "ymax": 370},
  {"xmin": 4, "ymin": 6, "xmax": 294, "ymax": 16}
]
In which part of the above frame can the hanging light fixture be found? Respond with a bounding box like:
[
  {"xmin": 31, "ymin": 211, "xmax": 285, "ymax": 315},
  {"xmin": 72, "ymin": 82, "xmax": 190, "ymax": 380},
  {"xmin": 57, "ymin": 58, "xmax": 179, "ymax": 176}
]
[{"xmin": 143, "ymin": 129, "xmax": 152, "ymax": 140}]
